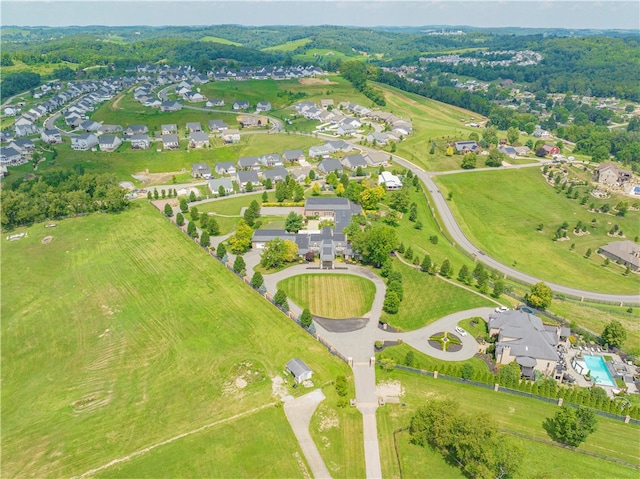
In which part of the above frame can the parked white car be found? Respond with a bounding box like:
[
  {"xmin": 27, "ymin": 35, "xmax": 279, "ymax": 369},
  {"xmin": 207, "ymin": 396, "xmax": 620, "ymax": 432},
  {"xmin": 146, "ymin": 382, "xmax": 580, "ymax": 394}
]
[
  {"xmin": 495, "ymin": 306, "xmax": 509, "ymax": 313},
  {"xmin": 455, "ymin": 326, "xmax": 467, "ymax": 337}
]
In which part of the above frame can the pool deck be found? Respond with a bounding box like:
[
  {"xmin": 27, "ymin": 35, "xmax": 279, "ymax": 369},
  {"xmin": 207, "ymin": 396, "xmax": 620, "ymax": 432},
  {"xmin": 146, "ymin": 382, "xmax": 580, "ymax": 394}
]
[{"xmin": 566, "ymin": 348, "xmax": 638, "ymax": 396}]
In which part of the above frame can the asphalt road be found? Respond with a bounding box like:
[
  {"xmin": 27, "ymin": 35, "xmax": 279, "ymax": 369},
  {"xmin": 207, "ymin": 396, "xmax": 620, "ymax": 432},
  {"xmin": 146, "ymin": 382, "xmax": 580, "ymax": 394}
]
[{"xmin": 366, "ymin": 145, "xmax": 640, "ymax": 304}]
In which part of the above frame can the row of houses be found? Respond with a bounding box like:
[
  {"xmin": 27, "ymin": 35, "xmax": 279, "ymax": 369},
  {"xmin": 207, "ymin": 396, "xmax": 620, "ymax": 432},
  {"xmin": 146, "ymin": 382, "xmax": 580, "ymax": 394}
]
[
  {"xmin": 294, "ymin": 99, "xmax": 413, "ymax": 140},
  {"xmin": 210, "ymin": 65, "xmax": 323, "ymax": 82}
]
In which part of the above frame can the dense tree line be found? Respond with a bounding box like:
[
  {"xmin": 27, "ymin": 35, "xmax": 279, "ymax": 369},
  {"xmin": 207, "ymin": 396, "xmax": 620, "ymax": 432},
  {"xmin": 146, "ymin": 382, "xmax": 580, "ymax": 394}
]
[
  {"xmin": 340, "ymin": 60, "xmax": 386, "ymax": 106},
  {"xmin": 1, "ymin": 71, "xmax": 41, "ymax": 98},
  {"xmin": 1, "ymin": 170, "xmax": 129, "ymax": 230}
]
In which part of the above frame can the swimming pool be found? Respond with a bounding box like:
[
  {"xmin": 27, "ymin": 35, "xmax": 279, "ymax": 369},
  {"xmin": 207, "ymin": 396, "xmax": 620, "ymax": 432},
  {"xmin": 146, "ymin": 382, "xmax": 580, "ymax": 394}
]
[
  {"xmin": 583, "ymin": 355, "xmax": 616, "ymax": 387},
  {"xmin": 634, "ymin": 186, "xmax": 640, "ymax": 196}
]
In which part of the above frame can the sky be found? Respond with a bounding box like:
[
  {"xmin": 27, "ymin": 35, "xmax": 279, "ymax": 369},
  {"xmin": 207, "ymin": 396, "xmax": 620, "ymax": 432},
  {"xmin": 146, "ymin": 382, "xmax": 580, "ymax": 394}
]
[{"xmin": 2, "ymin": 1, "xmax": 639, "ymax": 30}]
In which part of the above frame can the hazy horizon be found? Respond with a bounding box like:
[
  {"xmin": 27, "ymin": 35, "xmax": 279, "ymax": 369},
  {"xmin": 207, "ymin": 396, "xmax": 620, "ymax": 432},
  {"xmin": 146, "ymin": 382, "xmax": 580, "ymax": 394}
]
[{"xmin": 2, "ymin": 1, "xmax": 639, "ymax": 30}]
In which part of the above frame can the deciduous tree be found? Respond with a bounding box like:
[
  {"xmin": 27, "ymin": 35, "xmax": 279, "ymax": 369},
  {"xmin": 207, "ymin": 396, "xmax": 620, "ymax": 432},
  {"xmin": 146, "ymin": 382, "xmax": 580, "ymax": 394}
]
[
  {"xmin": 545, "ymin": 406, "xmax": 597, "ymax": 447},
  {"xmin": 601, "ymin": 320, "xmax": 627, "ymax": 349},
  {"xmin": 525, "ymin": 282, "xmax": 552, "ymax": 309}
]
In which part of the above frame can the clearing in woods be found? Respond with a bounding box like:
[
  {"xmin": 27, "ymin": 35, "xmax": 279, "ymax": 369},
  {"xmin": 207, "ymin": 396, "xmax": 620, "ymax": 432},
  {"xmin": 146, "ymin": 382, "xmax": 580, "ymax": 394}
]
[{"xmin": 278, "ymin": 274, "xmax": 376, "ymax": 319}]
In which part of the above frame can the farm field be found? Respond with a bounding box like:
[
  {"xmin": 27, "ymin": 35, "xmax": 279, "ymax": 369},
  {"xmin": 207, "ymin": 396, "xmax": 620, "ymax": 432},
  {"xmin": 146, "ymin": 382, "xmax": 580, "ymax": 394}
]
[
  {"xmin": 200, "ymin": 35, "xmax": 242, "ymax": 46},
  {"xmin": 436, "ymin": 167, "xmax": 640, "ymax": 294},
  {"xmin": 278, "ymin": 274, "xmax": 377, "ymax": 318},
  {"xmin": 377, "ymin": 369, "xmax": 640, "ymax": 479},
  {"xmin": 1, "ymin": 203, "xmax": 354, "ymax": 478},
  {"xmin": 379, "ymin": 259, "xmax": 494, "ymax": 330},
  {"xmin": 263, "ymin": 37, "xmax": 312, "ymax": 51}
]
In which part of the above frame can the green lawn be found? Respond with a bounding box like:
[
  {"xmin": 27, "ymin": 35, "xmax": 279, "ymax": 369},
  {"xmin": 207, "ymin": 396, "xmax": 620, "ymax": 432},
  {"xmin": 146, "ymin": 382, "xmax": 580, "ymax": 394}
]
[
  {"xmin": 380, "ymin": 260, "xmax": 493, "ymax": 330},
  {"xmin": 436, "ymin": 167, "xmax": 640, "ymax": 294},
  {"xmin": 92, "ymin": 406, "xmax": 309, "ymax": 478},
  {"xmin": 309, "ymin": 385, "xmax": 366, "ymax": 479},
  {"xmin": 278, "ymin": 274, "xmax": 377, "ymax": 318},
  {"xmin": 377, "ymin": 369, "xmax": 640, "ymax": 479},
  {"xmin": 1, "ymin": 203, "xmax": 354, "ymax": 478},
  {"xmin": 377, "ymin": 343, "xmax": 490, "ymax": 376}
]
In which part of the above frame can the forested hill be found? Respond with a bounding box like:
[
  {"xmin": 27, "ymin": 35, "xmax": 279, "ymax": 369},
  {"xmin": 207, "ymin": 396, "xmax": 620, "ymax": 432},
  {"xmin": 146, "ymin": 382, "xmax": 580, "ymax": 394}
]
[{"xmin": 1, "ymin": 25, "xmax": 638, "ymax": 101}]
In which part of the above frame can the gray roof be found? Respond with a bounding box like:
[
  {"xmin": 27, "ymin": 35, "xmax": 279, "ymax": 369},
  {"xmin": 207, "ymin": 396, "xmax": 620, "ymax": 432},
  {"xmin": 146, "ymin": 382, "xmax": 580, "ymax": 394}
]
[
  {"xmin": 208, "ymin": 177, "xmax": 234, "ymax": 192},
  {"xmin": 130, "ymin": 134, "xmax": 150, "ymax": 142},
  {"xmin": 99, "ymin": 135, "xmax": 120, "ymax": 145},
  {"xmin": 252, "ymin": 229, "xmax": 298, "ymax": 243},
  {"xmin": 1, "ymin": 146, "xmax": 21, "ymax": 158},
  {"xmin": 215, "ymin": 161, "xmax": 236, "ymax": 172},
  {"xmin": 599, "ymin": 240, "xmax": 640, "ymax": 269},
  {"xmin": 186, "ymin": 122, "xmax": 202, "ymax": 130},
  {"xmin": 454, "ymin": 141, "xmax": 479, "ymax": 152},
  {"xmin": 341, "ymin": 154, "xmax": 367, "ymax": 168},
  {"xmin": 237, "ymin": 170, "xmax": 260, "ymax": 184},
  {"xmin": 262, "ymin": 166, "xmax": 288, "ymax": 182},
  {"xmin": 43, "ymin": 129, "xmax": 60, "ymax": 136},
  {"xmin": 490, "ymin": 311, "xmax": 559, "ymax": 362},
  {"xmin": 192, "ymin": 162, "xmax": 211, "ymax": 174},
  {"xmin": 283, "ymin": 149, "xmax": 304, "ymax": 160},
  {"xmin": 126, "ymin": 124, "xmax": 147, "ymax": 133},
  {"xmin": 326, "ymin": 140, "xmax": 350, "ymax": 151},
  {"xmin": 318, "ymin": 159, "xmax": 342, "ymax": 174},
  {"xmin": 286, "ymin": 358, "xmax": 312, "ymax": 378},
  {"xmin": 238, "ymin": 156, "xmax": 260, "ymax": 168},
  {"xmin": 209, "ymin": 119, "xmax": 228, "ymax": 129},
  {"xmin": 190, "ymin": 131, "xmax": 209, "ymax": 142},
  {"xmin": 162, "ymin": 133, "xmax": 179, "ymax": 144}
]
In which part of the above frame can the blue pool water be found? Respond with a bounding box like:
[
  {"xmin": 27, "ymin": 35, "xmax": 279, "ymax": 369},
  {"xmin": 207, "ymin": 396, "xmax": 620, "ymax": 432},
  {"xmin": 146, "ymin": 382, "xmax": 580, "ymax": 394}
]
[
  {"xmin": 634, "ymin": 186, "xmax": 640, "ymax": 195},
  {"xmin": 583, "ymin": 355, "xmax": 616, "ymax": 387}
]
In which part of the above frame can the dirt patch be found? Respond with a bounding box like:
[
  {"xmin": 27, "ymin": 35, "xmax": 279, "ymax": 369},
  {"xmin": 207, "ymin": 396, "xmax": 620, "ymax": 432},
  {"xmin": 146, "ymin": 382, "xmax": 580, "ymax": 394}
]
[
  {"xmin": 111, "ymin": 93, "xmax": 125, "ymax": 110},
  {"xmin": 41, "ymin": 236, "xmax": 53, "ymax": 244},
  {"xmin": 271, "ymin": 375, "xmax": 293, "ymax": 401},
  {"xmin": 132, "ymin": 171, "xmax": 181, "ymax": 186},
  {"xmin": 235, "ymin": 377, "xmax": 248, "ymax": 389},
  {"xmin": 299, "ymin": 77, "xmax": 337, "ymax": 86},
  {"xmin": 317, "ymin": 406, "xmax": 339, "ymax": 431},
  {"xmin": 119, "ymin": 181, "xmax": 136, "ymax": 191},
  {"xmin": 377, "ymin": 380, "xmax": 404, "ymax": 398}
]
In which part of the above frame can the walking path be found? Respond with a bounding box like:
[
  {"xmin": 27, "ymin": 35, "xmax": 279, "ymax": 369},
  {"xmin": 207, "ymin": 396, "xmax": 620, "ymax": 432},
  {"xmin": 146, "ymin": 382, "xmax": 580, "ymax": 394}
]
[
  {"xmin": 71, "ymin": 402, "xmax": 277, "ymax": 479},
  {"xmin": 283, "ymin": 389, "xmax": 332, "ymax": 479}
]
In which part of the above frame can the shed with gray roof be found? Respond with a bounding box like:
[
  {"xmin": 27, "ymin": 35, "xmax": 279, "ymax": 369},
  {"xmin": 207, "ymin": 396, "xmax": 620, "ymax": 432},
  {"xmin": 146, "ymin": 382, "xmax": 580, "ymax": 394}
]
[{"xmin": 286, "ymin": 358, "xmax": 313, "ymax": 384}]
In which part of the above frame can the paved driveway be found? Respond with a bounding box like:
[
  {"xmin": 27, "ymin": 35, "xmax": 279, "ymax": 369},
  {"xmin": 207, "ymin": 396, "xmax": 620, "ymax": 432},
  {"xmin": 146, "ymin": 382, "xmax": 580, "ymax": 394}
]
[{"xmin": 283, "ymin": 389, "xmax": 332, "ymax": 479}]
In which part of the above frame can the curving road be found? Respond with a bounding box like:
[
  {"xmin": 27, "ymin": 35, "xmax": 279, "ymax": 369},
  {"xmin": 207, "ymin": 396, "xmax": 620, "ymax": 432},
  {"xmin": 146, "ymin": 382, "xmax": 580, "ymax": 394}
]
[{"xmin": 350, "ymin": 142, "xmax": 639, "ymax": 304}]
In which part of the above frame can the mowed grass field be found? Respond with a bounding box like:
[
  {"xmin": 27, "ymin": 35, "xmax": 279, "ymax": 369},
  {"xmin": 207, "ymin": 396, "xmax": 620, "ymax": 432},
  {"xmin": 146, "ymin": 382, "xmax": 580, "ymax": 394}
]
[
  {"xmin": 1, "ymin": 203, "xmax": 356, "ymax": 478},
  {"xmin": 371, "ymin": 82, "xmax": 483, "ymax": 171},
  {"xmin": 278, "ymin": 274, "xmax": 376, "ymax": 318},
  {"xmin": 263, "ymin": 37, "xmax": 312, "ymax": 51},
  {"xmin": 436, "ymin": 168, "xmax": 640, "ymax": 294},
  {"xmin": 377, "ymin": 369, "xmax": 640, "ymax": 479},
  {"xmin": 379, "ymin": 260, "xmax": 493, "ymax": 330}
]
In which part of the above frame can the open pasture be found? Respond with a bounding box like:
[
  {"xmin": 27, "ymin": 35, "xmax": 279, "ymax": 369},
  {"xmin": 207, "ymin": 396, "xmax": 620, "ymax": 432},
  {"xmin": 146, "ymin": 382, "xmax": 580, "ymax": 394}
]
[{"xmin": 1, "ymin": 204, "xmax": 352, "ymax": 478}]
